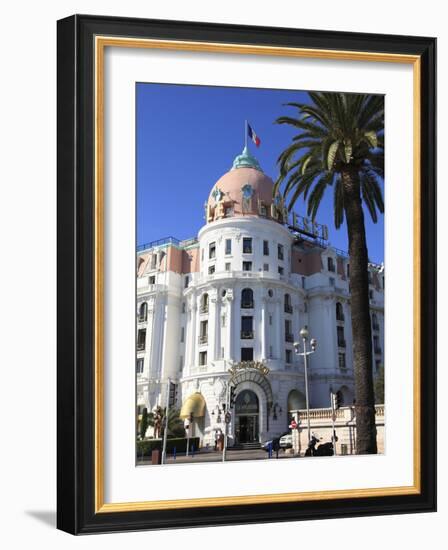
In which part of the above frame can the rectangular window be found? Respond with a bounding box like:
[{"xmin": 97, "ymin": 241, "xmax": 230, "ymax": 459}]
[
  {"xmin": 151, "ymin": 254, "xmax": 157, "ymax": 269},
  {"xmin": 180, "ymin": 327, "xmax": 185, "ymax": 343},
  {"xmin": 369, "ymin": 289, "xmax": 374, "ymax": 299},
  {"xmin": 241, "ymin": 347, "xmax": 253, "ymax": 361},
  {"xmin": 285, "ymin": 349, "xmax": 292, "ymax": 364},
  {"xmin": 375, "ymin": 360, "xmax": 382, "ymax": 373},
  {"xmin": 263, "ymin": 263, "xmax": 269, "ymax": 272},
  {"xmin": 200, "ymin": 320, "xmax": 208, "ymax": 342},
  {"xmin": 137, "ymin": 329, "xmax": 146, "ymax": 351},
  {"xmin": 269, "ymin": 315, "xmax": 272, "ymax": 326},
  {"xmin": 199, "ymin": 351, "xmax": 207, "ymax": 366},
  {"xmin": 225, "ymin": 238, "xmax": 232, "ymax": 255},
  {"xmin": 225, "ymin": 262, "xmax": 231, "ymax": 271},
  {"xmin": 242, "ymin": 261, "xmax": 252, "ymax": 272},
  {"xmin": 182, "ymin": 302, "xmax": 186, "ymax": 313},
  {"xmin": 278, "ymin": 244, "xmax": 284, "ymax": 260},
  {"xmin": 301, "ymin": 276, "xmax": 306, "ymax": 289},
  {"xmin": 329, "ymin": 277, "xmax": 335, "ymax": 286},
  {"xmin": 328, "ymin": 257, "xmax": 335, "ymax": 272},
  {"xmin": 201, "ymin": 248, "xmax": 204, "ymax": 261},
  {"xmin": 243, "ymin": 237, "xmax": 252, "ymax": 254},
  {"xmin": 149, "ymin": 275, "xmax": 156, "ymax": 285},
  {"xmin": 260, "ymin": 204, "xmax": 267, "ymax": 216},
  {"xmin": 136, "ymin": 358, "xmax": 144, "ymax": 374},
  {"xmin": 304, "ymin": 302, "xmax": 308, "ymax": 313},
  {"xmin": 221, "ymin": 314, "xmax": 226, "ymax": 327},
  {"xmin": 241, "ymin": 316, "xmax": 253, "ymax": 339},
  {"xmin": 208, "ymin": 265, "xmax": 215, "ymax": 275},
  {"xmin": 337, "ymin": 326, "xmax": 345, "ymax": 347},
  {"xmin": 278, "ymin": 266, "xmax": 284, "ymax": 276},
  {"xmin": 368, "ymin": 271, "xmax": 373, "ymax": 284},
  {"xmin": 347, "ymin": 263, "xmax": 350, "ymax": 278},
  {"xmin": 374, "ymin": 335, "xmax": 381, "ymax": 354},
  {"xmin": 184, "ymin": 276, "xmax": 189, "ymax": 288},
  {"xmin": 263, "ymin": 240, "xmax": 269, "ymax": 255},
  {"xmin": 209, "ymin": 241, "xmax": 216, "ymax": 259},
  {"xmin": 269, "ymin": 345, "xmax": 273, "ymax": 358},
  {"xmin": 338, "ymin": 353, "xmax": 346, "ymax": 370}
]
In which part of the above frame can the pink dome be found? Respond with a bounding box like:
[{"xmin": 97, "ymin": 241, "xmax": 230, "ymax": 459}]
[{"xmin": 206, "ymin": 148, "xmax": 283, "ymax": 223}]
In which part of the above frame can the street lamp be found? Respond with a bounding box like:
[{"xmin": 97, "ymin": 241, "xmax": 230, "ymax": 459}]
[{"xmin": 293, "ymin": 326, "xmax": 317, "ymax": 444}]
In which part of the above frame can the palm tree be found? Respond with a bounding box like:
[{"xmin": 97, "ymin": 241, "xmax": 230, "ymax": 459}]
[{"xmin": 274, "ymin": 92, "xmax": 384, "ymax": 454}]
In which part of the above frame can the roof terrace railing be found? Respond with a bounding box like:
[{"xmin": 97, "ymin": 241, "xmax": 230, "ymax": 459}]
[{"xmin": 137, "ymin": 236, "xmax": 198, "ymax": 253}]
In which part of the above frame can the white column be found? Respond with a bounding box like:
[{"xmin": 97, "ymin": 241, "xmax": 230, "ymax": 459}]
[
  {"xmin": 260, "ymin": 297, "xmax": 267, "ymax": 361},
  {"xmin": 187, "ymin": 299, "xmax": 197, "ymax": 372},
  {"xmin": 208, "ymin": 290, "xmax": 218, "ymax": 361},
  {"xmin": 214, "ymin": 295, "xmax": 221, "ymax": 360},
  {"xmin": 225, "ymin": 290, "xmax": 234, "ymax": 361},
  {"xmin": 275, "ymin": 298, "xmax": 282, "ymax": 360}
]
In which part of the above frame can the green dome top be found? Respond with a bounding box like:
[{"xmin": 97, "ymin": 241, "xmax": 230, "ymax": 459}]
[{"xmin": 232, "ymin": 146, "xmax": 262, "ymax": 172}]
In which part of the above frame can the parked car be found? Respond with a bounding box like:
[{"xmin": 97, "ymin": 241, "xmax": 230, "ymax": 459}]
[
  {"xmin": 279, "ymin": 433, "xmax": 293, "ymax": 449},
  {"xmin": 262, "ymin": 432, "xmax": 290, "ymax": 452}
]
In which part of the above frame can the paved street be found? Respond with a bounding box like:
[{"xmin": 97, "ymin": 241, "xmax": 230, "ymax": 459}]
[{"xmin": 137, "ymin": 448, "xmax": 298, "ymax": 465}]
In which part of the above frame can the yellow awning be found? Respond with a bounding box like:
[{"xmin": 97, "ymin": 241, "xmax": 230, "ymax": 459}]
[{"xmin": 180, "ymin": 392, "xmax": 206, "ymax": 419}]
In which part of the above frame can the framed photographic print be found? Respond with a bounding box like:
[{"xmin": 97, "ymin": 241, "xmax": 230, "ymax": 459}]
[{"xmin": 57, "ymin": 14, "xmax": 436, "ymax": 534}]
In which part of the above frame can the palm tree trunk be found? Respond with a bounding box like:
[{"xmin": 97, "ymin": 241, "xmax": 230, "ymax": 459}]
[{"xmin": 342, "ymin": 166, "xmax": 377, "ymax": 454}]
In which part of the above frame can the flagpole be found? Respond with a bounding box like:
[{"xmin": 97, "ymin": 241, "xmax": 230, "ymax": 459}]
[{"xmin": 245, "ymin": 119, "xmax": 248, "ymax": 149}]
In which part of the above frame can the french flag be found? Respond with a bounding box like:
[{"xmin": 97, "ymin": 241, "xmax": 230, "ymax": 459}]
[{"xmin": 247, "ymin": 123, "xmax": 261, "ymax": 147}]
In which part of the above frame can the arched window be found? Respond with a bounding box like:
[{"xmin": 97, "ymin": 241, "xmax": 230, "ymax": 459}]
[
  {"xmin": 336, "ymin": 302, "xmax": 344, "ymax": 321},
  {"xmin": 241, "ymin": 288, "xmax": 254, "ymax": 308},
  {"xmin": 284, "ymin": 293, "xmax": 292, "ymax": 313},
  {"xmin": 138, "ymin": 302, "xmax": 148, "ymax": 322},
  {"xmin": 200, "ymin": 293, "xmax": 209, "ymax": 313}
]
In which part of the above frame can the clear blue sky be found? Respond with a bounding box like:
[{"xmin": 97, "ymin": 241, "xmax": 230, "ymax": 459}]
[{"xmin": 136, "ymin": 83, "xmax": 384, "ymax": 264}]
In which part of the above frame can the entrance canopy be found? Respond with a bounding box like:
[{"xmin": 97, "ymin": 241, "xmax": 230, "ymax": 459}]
[{"xmin": 180, "ymin": 392, "xmax": 206, "ymax": 419}]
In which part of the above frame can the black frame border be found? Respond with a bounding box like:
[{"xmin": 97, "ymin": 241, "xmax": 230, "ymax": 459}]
[{"xmin": 57, "ymin": 14, "xmax": 436, "ymax": 535}]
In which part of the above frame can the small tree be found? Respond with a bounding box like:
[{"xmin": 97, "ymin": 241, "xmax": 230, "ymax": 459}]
[
  {"xmin": 148, "ymin": 406, "xmax": 185, "ymax": 438},
  {"xmin": 374, "ymin": 365, "xmax": 385, "ymax": 404},
  {"xmin": 139, "ymin": 407, "xmax": 149, "ymax": 440}
]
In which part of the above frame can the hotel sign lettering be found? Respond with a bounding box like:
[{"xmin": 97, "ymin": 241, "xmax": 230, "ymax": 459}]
[{"xmin": 228, "ymin": 360, "xmax": 270, "ymax": 378}]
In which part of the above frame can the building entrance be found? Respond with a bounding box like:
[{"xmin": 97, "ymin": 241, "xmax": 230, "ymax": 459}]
[{"xmin": 234, "ymin": 390, "xmax": 259, "ymax": 444}]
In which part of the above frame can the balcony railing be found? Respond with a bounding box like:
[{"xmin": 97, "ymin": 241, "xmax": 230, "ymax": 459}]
[
  {"xmin": 338, "ymin": 340, "xmax": 346, "ymax": 348},
  {"xmin": 199, "ymin": 304, "xmax": 209, "ymax": 314},
  {"xmin": 241, "ymin": 330, "xmax": 254, "ymax": 339},
  {"xmin": 284, "ymin": 304, "xmax": 293, "ymax": 314},
  {"xmin": 241, "ymin": 301, "xmax": 254, "ymax": 309},
  {"xmin": 285, "ymin": 333, "xmax": 294, "ymax": 343},
  {"xmin": 198, "ymin": 334, "xmax": 208, "ymax": 344}
]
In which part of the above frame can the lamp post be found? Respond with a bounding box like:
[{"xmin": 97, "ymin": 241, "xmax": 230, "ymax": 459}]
[{"xmin": 293, "ymin": 326, "xmax": 317, "ymax": 445}]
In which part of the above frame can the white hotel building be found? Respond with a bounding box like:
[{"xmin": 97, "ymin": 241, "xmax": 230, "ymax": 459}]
[{"xmin": 136, "ymin": 147, "xmax": 384, "ymax": 448}]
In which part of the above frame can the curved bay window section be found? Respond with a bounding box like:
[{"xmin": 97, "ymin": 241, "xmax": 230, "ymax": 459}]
[
  {"xmin": 336, "ymin": 301, "xmax": 344, "ymax": 322},
  {"xmin": 241, "ymin": 316, "xmax": 254, "ymax": 339},
  {"xmin": 284, "ymin": 293, "xmax": 292, "ymax": 314},
  {"xmin": 138, "ymin": 302, "xmax": 148, "ymax": 322},
  {"xmin": 241, "ymin": 288, "xmax": 254, "ymax": 309},
  {"xmin": 200, "ymin": 293, "xmax": 209, "ymax": 314}
]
